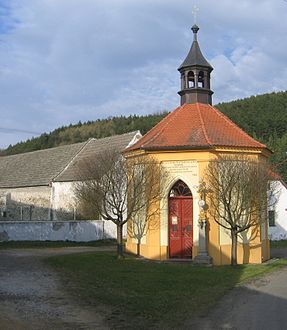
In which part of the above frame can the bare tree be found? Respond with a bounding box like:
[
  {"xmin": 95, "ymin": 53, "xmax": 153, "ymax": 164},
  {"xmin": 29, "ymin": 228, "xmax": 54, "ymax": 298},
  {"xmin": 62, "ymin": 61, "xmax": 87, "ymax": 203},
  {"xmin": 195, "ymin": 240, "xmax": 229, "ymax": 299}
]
[
  {"xmin": 75, "ymin": 148, "xmax": 165, "ymax": 259},
  {"xmin": 204, "ymin": 155, "xmax": 276, "ymax": 266},
  {"xmin": 127, "ymin": 159, "xmax": 167, "ymax": 257}
]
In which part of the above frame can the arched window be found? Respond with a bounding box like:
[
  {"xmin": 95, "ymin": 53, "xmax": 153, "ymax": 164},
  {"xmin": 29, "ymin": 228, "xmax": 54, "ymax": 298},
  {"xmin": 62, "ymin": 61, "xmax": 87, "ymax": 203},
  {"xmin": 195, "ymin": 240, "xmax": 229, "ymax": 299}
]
[
  {"xmin": 198, "ymin": 71, "xmax": 205, "ymax": 88},
  {"xmin": 187, "ymin": 71, "xmax": 195, "ymax": 88},
  {"xmin": 169, "ymin": 180, "xmax": 192, "ymax": 197}
]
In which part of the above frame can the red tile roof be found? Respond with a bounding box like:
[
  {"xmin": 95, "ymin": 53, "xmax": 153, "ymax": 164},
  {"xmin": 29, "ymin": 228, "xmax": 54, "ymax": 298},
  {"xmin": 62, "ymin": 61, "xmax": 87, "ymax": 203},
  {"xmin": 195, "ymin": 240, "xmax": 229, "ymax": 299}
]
[{"xmin": 125, "ymin": 103, "xmax": 267, "ymax": 152}]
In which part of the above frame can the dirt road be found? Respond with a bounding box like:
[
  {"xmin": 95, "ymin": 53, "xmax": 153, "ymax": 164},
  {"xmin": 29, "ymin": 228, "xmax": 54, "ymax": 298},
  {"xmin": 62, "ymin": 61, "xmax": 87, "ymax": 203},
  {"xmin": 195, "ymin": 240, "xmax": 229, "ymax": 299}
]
[
  {"xmin": 0, "ymin": 247, "xmax": 113, "ymax": 330},
  {"xmin": 2, "ymin": 246, "xmax": 287, "ymax": 329},
  {"xmin": 188, "ymin": 265, "xmax": 287, "ymax": 330}
]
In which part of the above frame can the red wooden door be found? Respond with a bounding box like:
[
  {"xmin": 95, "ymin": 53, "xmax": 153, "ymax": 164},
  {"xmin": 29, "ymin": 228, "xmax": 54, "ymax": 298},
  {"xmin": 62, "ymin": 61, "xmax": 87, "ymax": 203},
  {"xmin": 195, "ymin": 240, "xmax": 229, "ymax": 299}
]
[{"xmin": 169, "ymin": 197, "xmax": 193, "ymax": 258}]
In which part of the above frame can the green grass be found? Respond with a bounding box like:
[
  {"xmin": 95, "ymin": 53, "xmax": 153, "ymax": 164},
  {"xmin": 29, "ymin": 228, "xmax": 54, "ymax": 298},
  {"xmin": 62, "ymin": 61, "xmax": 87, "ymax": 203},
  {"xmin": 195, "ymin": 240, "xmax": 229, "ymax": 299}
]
[
  {"xmin": 270, "ymin": 240, "xmax": 287, "ymax": 249},
  {"xmin": 46, "ymin": 253, "xmax": 287, "ymax": 329},
  {"xmin": 0, "ymin": 239, "xmax": 116, "ymax": 249}
]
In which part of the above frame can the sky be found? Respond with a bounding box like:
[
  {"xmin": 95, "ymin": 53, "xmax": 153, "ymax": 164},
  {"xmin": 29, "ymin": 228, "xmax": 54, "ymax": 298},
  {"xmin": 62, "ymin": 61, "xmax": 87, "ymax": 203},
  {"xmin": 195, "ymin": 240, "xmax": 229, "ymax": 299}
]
[{"xmin": 0, "ymin": 0, "xmax": 286, "ymax": 148}]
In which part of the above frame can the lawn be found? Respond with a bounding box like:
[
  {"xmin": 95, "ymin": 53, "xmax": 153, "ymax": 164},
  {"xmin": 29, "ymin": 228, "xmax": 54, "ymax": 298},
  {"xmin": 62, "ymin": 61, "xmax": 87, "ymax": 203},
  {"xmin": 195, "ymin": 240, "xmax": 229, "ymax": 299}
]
[
  {"xmin": 46, "ymin": 252, "xmax": 287, "ymax": 329},
  {"xmin": 0, "ymin": 239, "xmax": 116, "ymax": 249}
]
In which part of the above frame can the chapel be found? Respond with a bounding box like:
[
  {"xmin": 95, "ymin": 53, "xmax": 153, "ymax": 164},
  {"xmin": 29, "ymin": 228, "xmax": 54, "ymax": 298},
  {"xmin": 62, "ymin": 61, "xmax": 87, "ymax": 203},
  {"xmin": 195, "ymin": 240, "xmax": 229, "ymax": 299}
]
[{"xmin": 125, "ymin": 25, "xmax": 270, "ymax": 265}]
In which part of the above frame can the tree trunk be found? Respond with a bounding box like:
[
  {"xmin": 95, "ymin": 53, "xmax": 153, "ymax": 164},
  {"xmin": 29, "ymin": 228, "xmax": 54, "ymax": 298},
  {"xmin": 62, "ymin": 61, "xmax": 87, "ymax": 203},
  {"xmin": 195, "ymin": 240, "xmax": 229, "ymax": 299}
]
[
  {"xmin": 231, "ymin": 230, "xmax": 238, "ymax": 266},
  {"xmin": 117, "ymin": 224, "xmax": 124, "ymax": 259},
  {"xmin": 136, "ymin": 238, "xmax": 141, "ymax": 257}
]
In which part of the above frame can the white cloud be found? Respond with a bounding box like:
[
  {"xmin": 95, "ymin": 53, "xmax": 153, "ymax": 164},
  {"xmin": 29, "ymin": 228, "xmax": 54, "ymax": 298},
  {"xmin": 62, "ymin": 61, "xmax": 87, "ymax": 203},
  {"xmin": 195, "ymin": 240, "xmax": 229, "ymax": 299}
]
[{"xmin": 0, "ymin": 0, "xmax": 286, "ymax": 147}]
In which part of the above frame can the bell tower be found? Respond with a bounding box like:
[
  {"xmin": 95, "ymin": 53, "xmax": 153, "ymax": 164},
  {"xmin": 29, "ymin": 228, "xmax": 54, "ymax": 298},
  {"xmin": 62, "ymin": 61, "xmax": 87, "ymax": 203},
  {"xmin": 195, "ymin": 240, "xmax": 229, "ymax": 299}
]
[{"xmin": 178, "ymin": 25, "xmax": 213, "ymax": 105}]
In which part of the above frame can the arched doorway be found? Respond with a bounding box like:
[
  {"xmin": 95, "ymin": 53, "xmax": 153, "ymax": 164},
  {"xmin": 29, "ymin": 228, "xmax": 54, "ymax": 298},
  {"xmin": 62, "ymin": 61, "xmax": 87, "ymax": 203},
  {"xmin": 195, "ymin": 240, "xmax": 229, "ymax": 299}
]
[{"xmin": 168, "ymin": 180, "xmax": 193, "ymax": 258}]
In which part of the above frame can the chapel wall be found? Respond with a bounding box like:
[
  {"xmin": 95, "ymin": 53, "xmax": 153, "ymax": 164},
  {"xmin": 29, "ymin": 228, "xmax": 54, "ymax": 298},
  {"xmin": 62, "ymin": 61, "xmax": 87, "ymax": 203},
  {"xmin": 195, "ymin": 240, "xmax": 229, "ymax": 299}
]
[{"xmin": 126, "ymin": 148, "xmax": 270, "ymax": 264}]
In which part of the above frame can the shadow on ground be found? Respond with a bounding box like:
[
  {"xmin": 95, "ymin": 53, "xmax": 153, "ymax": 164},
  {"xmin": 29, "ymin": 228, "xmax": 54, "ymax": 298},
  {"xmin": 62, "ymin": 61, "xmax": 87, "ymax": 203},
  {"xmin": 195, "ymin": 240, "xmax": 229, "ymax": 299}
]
[{"xmin": 187, "ymin": 266, "xmax": 287, "ymax": 330}]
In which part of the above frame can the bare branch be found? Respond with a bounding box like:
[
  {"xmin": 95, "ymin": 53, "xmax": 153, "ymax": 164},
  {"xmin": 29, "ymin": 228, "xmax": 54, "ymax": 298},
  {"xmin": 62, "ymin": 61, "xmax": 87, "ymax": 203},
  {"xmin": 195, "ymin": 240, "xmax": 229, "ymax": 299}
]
[
  {"xmin": 74, "ymin": 148, "xmax": 168, "ymax": 258},
  {"xmin": 204, "ymin": 155, "xmax": 276, "ymax": 265}
]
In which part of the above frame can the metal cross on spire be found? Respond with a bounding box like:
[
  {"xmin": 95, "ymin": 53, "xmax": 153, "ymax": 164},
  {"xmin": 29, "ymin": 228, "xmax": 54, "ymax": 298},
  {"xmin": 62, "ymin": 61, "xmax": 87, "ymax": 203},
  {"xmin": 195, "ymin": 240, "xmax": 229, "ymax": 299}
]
[{"xmin": 192, "ymin": 4, "xmax": 199, "ymax": 24}]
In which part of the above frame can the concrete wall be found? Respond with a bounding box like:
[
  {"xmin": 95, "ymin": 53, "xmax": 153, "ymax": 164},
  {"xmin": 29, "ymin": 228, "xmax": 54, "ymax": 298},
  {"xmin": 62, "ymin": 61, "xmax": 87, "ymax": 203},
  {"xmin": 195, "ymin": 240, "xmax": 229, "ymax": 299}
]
[
  {"xmin": 0, "ymin": 182, "xmax": 80, "ymax": 221},
  {"xmin": 0, "ymin": 186, "xmax": 51, "ymax": 220},
  {"xmin": 0, "ymin": 220, "xmax": 117, "ymax": 242},
  {"xmin": 269, "ymin": 181, "xmax": 287, "ymax": 241}
]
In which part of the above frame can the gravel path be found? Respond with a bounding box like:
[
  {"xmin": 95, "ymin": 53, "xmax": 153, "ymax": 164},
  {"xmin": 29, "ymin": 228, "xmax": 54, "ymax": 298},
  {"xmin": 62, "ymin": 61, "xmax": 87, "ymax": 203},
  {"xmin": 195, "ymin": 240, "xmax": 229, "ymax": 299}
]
[
  {"xmin": 188, "ymin": 266, "xmax": 287, "ymax": 330},
  {"xmin": 187, "ymin": 248, "xmax": 287, "ymax": 330},
  {"xmin": 0, "ymin": 247, "xmax": 114, "ymax": 329},
  {"xmin": 2, "ymin": 246, "xmax": 286, "ymax": 329}
]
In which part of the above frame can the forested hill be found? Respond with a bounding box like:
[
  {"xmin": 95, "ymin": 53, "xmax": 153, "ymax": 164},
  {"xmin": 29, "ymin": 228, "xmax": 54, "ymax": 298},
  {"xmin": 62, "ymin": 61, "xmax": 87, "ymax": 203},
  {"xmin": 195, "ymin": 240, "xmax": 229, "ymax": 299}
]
[
  {"xmin": 3, "ymin": 112, "xmax": 168, "ymax": 155},
  {"xmin": 3, "ymin": 91, "xmax": 287, "ymax": 180},
  {"xmin": 217, "ymin": 91, "xmax": 287, "ymax": 181},
  {"xmin": 217, "ymin": 92, "xmax": 287, "ymax": 142}
]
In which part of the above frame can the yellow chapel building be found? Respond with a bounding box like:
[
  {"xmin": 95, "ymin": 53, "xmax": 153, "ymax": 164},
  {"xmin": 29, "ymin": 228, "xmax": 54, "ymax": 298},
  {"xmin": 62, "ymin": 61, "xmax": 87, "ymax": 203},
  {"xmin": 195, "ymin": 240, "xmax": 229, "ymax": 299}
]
[{"xmin": 125, "ymin": 25, "xmax": 270, "ymax": 265}]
